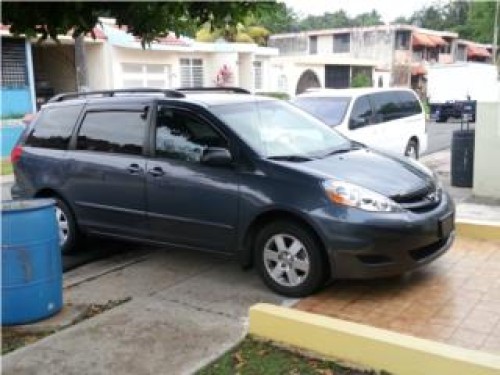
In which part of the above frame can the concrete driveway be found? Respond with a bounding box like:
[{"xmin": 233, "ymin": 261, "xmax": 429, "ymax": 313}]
[{"xmin": 2, "ymin": 245, "xmax": 287, "ymax": 375}]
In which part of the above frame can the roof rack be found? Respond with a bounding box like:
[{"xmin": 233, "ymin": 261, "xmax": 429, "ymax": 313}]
[
  {"xmin": 48, "ymin": 88, "xmax": 185, "ymax": 103},
  {"xmin": 175, "ymin": 87, "xmax": 251, "ymax": 94}
]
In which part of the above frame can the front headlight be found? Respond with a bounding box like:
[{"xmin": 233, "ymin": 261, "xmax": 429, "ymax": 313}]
[{"xmin": 322, "ymin": 180, "xmax": 403, "ymax": 212}]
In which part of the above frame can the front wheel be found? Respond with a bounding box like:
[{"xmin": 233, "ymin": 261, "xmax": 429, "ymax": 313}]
[
  {"xmin": 255, "ymin": 221, "xmax": 327, "ymax": 297},
  {"xmin": 54, "ymin": 198, "xmax": 80, "ymax": 254}
]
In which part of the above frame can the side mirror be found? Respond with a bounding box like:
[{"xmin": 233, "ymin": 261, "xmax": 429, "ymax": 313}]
[
  {"xmin": 349, "ymin": 117, "xmax": 368, "ymax": 130},
  {"xmin": 201, "ymin": 147, "xmax": 232, "ymax": 167}
]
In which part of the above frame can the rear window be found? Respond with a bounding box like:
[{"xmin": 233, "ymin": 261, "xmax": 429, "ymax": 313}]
[
  {"xmin": 25, "ymin": 105, "xmax": 82, "ymax": 149},
  {"xmin": 291, "ymin": 97, "xmax": 351, "ymax": 126}
]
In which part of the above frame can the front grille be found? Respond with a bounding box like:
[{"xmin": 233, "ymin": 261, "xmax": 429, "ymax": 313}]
[{"xmin": 392, "ymin": 185, "xmax": 441, "ymax": 213}]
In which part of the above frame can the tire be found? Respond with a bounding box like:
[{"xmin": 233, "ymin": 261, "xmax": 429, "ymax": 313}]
[
  {"xmin": 254, "ymin": 220, "xmax": 327, "ymax": 297},
  {"xmin": 54, "ymin": 198, "xmax": 80, "ymax": 254},
  {"xmin": 405, "ymin": 139, "xmax": 419, "ymax": 160}
]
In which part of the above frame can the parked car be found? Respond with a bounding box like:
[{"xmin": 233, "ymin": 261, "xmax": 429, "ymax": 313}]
[
  {"xmin": 291, "ymin": 88, "xmax": 427, "ymax": 159},
  {"xmin": 430, "ymin": 100, "xmax": 476, "ymax": 123},
  {"xmin": 11, "ymin": 88, "xmax": 454, "ymax": 297}
]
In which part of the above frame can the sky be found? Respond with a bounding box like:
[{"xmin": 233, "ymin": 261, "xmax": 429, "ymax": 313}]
[{"xmin": 282, "ymin": 0, "xmax": 437, "ymax": 23}]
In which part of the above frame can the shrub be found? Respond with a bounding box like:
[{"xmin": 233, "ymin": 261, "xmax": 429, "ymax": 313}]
[{"xmin": 351, "ymin": 73, "xmax": 372, "ymax": 88}]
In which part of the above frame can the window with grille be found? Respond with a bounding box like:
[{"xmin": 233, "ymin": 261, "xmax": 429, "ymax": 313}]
[
  {"xmin": 253, "ymin": 61, "xmax": 263, "ymax": 90},
  {"xmin": 333, "ymin": 33, "xmax": 351, "ymax": 53},
  {"xmin": 1, "ymin": 39, "xmax": 28, "ymax": 87},
  {"xmin": 179, "ymin": 58, "xmax": 204, "ymax": 87}
]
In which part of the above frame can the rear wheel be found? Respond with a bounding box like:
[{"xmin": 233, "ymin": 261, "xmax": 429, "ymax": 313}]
[
  {"xmin": 255, "ymin": 220, "xmax": 326, "ymax": 297},
  {"xmin": 405, "ymin": 139, "xmax": 419, "ymax": 160},
  {"xmin": 54, "ymin": 198, "xmax": 80, "ymax": 254}
]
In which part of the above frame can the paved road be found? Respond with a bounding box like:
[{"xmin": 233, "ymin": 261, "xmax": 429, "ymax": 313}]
[{"xmin": 423, "ymin": 120, "xmax": 474, "ymax": 156}]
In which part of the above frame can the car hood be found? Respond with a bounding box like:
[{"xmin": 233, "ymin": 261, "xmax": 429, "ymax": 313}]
[{"xmin": 274, "ymin": 148, "xmax": 435, "ymax": 198}]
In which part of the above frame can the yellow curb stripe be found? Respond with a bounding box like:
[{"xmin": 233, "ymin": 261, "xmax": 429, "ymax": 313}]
[
  {"xmin": 249, "ymin": 303, "xmax": 500, "ymax": 375},
  {"xmin": 456, "ymin": 220, "xmax": 500, "ymax": 241}
]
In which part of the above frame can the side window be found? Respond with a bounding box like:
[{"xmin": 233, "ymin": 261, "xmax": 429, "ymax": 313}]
[
  {"xmin": 398, "ymin": 91, "xmax": 423, "ymax": 117},
  {"xmin": 155, "ymin": 107, "xmax": 227, "ymax": 163},
  {"xmin": 25, "ymin": 105, "xmax": 82, "ymax": 149},
  {"xmin": 349, "ymin": 96, "xmax": 372, "ymax": 129},
  {"xmin": 76, "ymin": 110, "xmax": 147, "ymax": 155},
  {"xmin": 370, "ymin": 92, "xmax": 401, "ymax": 123}
]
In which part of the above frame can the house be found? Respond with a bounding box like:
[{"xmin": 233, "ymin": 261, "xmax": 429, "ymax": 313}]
[
  {"xmin": 0, "ymin": 18, "xmax": 278, "ymax": 120},
  {"xmin": 269, "ymin": 25, "xmax": 494, "ymax": 98}
]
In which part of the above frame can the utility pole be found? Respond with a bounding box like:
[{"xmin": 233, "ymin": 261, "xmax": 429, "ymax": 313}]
[{"xmin": 494, "ymin": 0, "xmax": 499, "ymax": 65}]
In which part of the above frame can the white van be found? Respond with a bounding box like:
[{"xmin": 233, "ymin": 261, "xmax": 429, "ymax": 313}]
[{"xmin": 292, "ymin": 88, "xmax": 427, "ymax": 159}]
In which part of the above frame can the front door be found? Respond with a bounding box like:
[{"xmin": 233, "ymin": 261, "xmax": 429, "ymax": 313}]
[
  {"xmin": 145, "ymin": 105, "xmax": 238, "ymax": 253},
  {"xmin": 67, "ymin": 106, "xmax": 149, "ymax": 238}
]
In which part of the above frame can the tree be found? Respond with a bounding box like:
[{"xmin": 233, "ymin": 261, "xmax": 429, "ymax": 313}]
[
  {"xmin": 251, "ymin": 2, "xmax": 299, "ymax": 33},
  {"xmin": 460, "ymin": 1, "xmax": 499, "ymax": 44},
  {"xmin": 299, "ymin": 10, "xmax": 351, "ymax": 31},
  {"xmin": 1, "ymin": 1, "xmax": 279, "ymax": 45},
  {"xmin": 351, "ymin": 10, "xmax": 384, "ymax": 27}
]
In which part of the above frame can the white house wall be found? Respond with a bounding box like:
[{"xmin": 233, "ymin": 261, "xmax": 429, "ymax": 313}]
[
  {"xmin": 271, "ymin": 59, "xmax": 324, "ymax": 97},
  {"xmin": 207, "ymin": 52, "xmax": 239, "ymax": 87},
  {"xmin": 239, "ymin": 53, "xmax": 253, "ymax": 91},
  {"xmin": 109, "ymin": 46, "xmax": 211, "ymax": 88},
  {"xmin": 86, "ymin": 43, "xmax": 109, "ymax": 90}
]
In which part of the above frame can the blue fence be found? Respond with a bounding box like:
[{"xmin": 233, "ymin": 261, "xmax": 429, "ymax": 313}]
[
  {"xmin": 1, "ymin": 87, "xmax": 33, "ymax": 119},
  {"xmin": 1, "ymin": 125, "xmax": 24, "ymax": 158}
]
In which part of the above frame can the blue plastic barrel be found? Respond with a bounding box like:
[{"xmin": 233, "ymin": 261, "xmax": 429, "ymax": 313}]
[{"xmin": 2, "ymin": 199, "xmax": 63, "ymax": 325}]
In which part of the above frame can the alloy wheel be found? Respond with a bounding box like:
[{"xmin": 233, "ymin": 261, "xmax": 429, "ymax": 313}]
[
  {"xmin": 263, "ymin": 233, "xmax": 310, "ymax": 287},
  {"xmin": 55, "ymin": 206, "xmax": 69, "ymax": 247}
]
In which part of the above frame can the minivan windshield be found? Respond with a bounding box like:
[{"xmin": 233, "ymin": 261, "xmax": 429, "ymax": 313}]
[
  {"xmin": 291, "ymin": 97, "xmax": 351, "ymax": 126},
  {"xmin": 211, "ymin": 100, "xmax": 350, "ymax": 159}
]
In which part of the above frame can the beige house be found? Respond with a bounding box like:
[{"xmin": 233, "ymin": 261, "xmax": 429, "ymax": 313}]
[{"xmin": 270, "ymin": 25, "xmax": 494, "ymax": 98}]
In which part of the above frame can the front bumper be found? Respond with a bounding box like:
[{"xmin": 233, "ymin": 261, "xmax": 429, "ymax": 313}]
[{"xmin": 312, "ymin": 191, "xmax": 455, "ymax": 279}]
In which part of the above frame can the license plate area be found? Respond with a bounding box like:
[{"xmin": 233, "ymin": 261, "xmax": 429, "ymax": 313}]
[{"xmin": 439, "ymin": 213, "xmax": 454, "ymax": 238}]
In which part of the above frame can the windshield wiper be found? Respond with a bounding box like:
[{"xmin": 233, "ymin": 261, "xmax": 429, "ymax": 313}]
[
  {"xmin": 321, "ymin": 142, "xmax": 366, "ymax": 158},
  {"xmin": 267, "ymin": 155, "xmax": 315, "ymax": 162}
]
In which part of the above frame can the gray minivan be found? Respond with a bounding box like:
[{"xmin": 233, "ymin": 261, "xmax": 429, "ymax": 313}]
[{"xmin": 12, "ymin": 88, "xmax": 455, "ymax": 297}]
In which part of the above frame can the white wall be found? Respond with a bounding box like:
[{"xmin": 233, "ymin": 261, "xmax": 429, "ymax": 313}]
[
  {"xmin": 206, "ymin": 52, "xmax": 239, "ymax": 87},
  {"xmin": 239, "ymin": 53, "xmax": 253, "ymax": 91},
  {"xmin": 110, "ymin": 47, "xmax": 185, "ymax": 88},
  {"xmin": 271, "ymin": 59, "xmax": 324, "ymax": 97},
  {"xmin": 86, "ymin": 43, "xmax": 109, "ymax": 90},
  {"xmin": 473, "ymin": 101, "xmax": 500, "ymax": 199}
]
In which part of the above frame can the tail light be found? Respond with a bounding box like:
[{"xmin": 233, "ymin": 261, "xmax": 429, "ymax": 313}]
[{"xmin": 11, "ymin": 145, "xmax": 23, "ymax": 164}]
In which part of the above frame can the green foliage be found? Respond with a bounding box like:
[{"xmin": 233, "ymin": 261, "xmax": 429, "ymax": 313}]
[
  {"xmin": 197, "ymin": 336, "xmax": 384, "ymax": 375},
  {"xmin": 1, "ymin": 1, "xmax": 278, "ymax": 46},
  {"xmin": 351, "ymin": 73, "xmax": 372, "ymax": 88},
  {"xmin": 392, "ymin": 1, "xmax": 499, "ymax": 46},
  {"xmin": 246, "ymin": 26, "xmax": 270, "ymax": 46}
]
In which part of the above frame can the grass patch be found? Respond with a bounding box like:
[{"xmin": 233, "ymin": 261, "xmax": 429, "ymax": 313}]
[
  {"xmin": 198, "ymin": 336, "xmax": 389, "ymax": 375},
  {"xmin": 1, "ymin": 159, "xmax": 13, "ymax": 176}
]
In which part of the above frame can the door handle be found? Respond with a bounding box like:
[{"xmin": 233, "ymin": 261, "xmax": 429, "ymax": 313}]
[
  {"xmin": 148, "ymin": 167, "xmax": 165, "ymax": 177},
  {"xmin": 126, "ymin": 164, "xmax": 143, "ymax": 174}
]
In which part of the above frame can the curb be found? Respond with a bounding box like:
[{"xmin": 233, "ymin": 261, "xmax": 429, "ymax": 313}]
[
  {"xmin": 1, "ymin": 174, "xmax": 15, "ymax": 184},
  {"xmin": 456, "ymin": 219, "xmax": 500, "ymax": 240},
  {"xmin": 249, "ymin": 303, "xmax": 500, "ymax": 375}
]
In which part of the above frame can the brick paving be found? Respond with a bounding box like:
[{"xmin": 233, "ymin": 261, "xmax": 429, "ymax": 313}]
[{"xmin": 295, "ymin": 237, "xmax": 500, "ymax": 354}]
